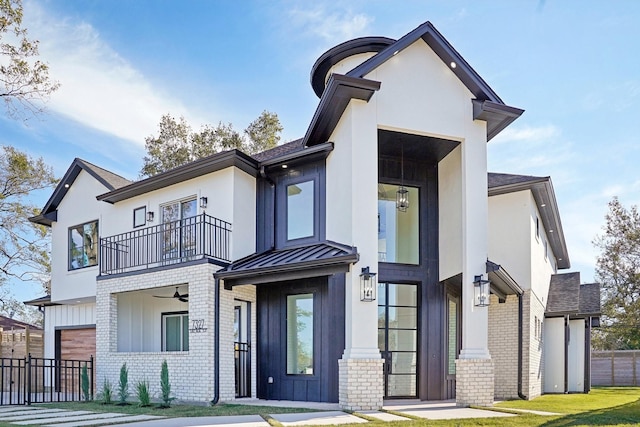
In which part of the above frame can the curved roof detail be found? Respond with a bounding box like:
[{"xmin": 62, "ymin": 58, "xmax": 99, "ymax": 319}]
[{"xmin": 310, "ymin": 36, "xmax": 395, "ymax": 98}]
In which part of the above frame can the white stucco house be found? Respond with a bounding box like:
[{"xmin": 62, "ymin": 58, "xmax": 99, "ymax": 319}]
[{"xmin": 28, "ymin": 21, "xmax": 599, "ymax": 409}]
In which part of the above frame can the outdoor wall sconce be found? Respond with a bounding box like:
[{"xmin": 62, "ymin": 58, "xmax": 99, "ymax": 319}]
[
  {"xmin": 474, "ymin": 274, "xmax": 490, "ymax": 307},
  {"xmin": 147, "ymin": 211, "xmax": 154, "ymax": 222},
  {"xmin": 360, "ymin": 266, "xmax": 377, "ymax": 302},
  {"xmin": 200, "ymin": 196, "xmax": 208, "ymax": 209}
]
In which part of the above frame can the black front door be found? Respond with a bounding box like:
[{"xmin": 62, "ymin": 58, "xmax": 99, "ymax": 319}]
[
  {"xmin": 378, "ymin": 282, "xmax": 419, "ymax": 398},
  {"xmin": 257, "ymin": 276, "xmax": 345, "ymax": 402}
]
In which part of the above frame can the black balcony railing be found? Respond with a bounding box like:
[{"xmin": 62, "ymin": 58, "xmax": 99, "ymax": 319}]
[{"xmin": 99, "ymin": 213, "xmax": 231, "ymax": 276}]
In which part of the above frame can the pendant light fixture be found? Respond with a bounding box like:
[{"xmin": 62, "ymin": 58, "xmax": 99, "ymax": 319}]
[{"xmin": 396, "ymin": 143, "xmax": 409, "ymax": 212}]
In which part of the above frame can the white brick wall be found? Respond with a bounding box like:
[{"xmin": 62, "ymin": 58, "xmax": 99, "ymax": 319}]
[
  {"xmin": 525, "ymin": 289, "xmax": 545, "ymax": 399},
  {"xmin": 455, "ymin": 358, "xmax": 494, "ymax": 407},
  {"xmin": 488, "ymin": 294, "xmax": 519, "ymax": 399},
  {"xmin": 338, "ymin": 358, "xmax": 384, "ymax": 410},
  {"xmin": 96, "ymin": 263, "xmax": 247, "ymax": 403}
]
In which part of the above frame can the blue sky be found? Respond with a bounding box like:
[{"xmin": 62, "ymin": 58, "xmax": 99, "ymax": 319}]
[{"xmin": 3, "ymin": 0, "xmax": 640, "ymax": 301}]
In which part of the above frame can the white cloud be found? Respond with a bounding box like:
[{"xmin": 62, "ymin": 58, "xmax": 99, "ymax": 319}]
[
  {"xmin": 288, "ymin": 6, "xmax": 373, "ymax": 44},
  {"xmin": 22, "ymin": 1, "xmax": 206, "ymax": 146},
  {"xmin": 491, "ymin": 124, "xmax": 560, "ymax": 144}
]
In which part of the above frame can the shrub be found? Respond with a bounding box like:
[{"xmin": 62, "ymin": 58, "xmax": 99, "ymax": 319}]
[
  {"xmin": 117, "ymin": 363, "xmax": 129, "ymax": 405},
  {"xmin": 101, "ymin": 378, "xmax": 113, "ymax": 404},
  {"xmin": 136, "ymin": 379, "xmax": 151, "ymax": 407},
  {"xmin": 81, "ymin": 363, "xmax": 91, "ymax": 401},
  {"xmin": 160, "ymin": 360, "xmax": 174, "ymax": 407}
]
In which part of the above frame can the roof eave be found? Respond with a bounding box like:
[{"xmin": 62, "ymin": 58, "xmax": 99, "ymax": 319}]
[
  {"xmin": 97, "ymin": 150, "xmax": 259, "ymax": 204},
  {"xmin": 488, "ymin": 177, "xmax": 570, "ymax": 269},
  {"xmin": 260, "ymin": 142, "xmax": 334, "ymax": 169},
  {"xmin": 472, "ymin": 100, "xmax": 525, "ymax": 141},
  {"xmin": 303, "ymin": 74, "xmax": 381, "ymax": 147}
]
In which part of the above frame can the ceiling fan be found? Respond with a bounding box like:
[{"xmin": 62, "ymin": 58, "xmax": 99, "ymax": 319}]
[{"xmin": 153, "ymin": 287, "xmax": 188, "ymax": 303}]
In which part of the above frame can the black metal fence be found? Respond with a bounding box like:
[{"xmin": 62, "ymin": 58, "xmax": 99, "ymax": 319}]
[
  {"xmin": 100, "ymin": 213, "xmax": 232, "ymax": 275},
  {"xmin": 235, "ymin": 342, "xmax": 250, "ymax": 398},
  {"xmin": 0, "ymin": 355, "xmax": 93, "ymax": 405}
]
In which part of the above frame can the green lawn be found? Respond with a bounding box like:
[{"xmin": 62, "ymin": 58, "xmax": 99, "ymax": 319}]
[{"xmin": 0, "ymin": 387, "xmax": 632, "ymax": 427}]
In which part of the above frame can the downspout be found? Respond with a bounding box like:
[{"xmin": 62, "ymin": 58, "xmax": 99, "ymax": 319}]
[
  {"xmin": 517, "ymin": 292, "xmax": 527, "ymax": 400},
  {"xmin": 564, "ymin": 315, "xmax": 569, "ymax": 393},
  {"xmin": 210, "ymin": 277, "xmax": 221, "ymax": 405}
]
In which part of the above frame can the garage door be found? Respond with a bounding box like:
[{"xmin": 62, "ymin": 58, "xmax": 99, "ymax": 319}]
[{"xmin": 60, "ymin": 328, "xmax": 96, "ymax": 361}]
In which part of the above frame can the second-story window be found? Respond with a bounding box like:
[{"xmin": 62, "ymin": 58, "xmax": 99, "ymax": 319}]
[
  {"xmin": 287, "ymin": 180, "xmax": 314, "ymax": 240},
  {"xmin": 68, "ymin": 220, "xmax": 98, "ymax": 270}
]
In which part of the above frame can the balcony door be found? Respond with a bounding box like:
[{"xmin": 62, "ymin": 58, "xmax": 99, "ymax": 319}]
[{"xmin": 161, "ymin": 199, "xmax": 197, "ymax": 261}]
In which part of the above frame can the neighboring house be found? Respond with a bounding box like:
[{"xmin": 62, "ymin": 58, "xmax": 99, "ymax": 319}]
[{"xmin": 28, "ymin": 21, "xmax": 599, "ymax": 409}]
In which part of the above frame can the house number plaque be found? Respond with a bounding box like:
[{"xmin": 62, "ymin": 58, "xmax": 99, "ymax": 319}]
[{"xmin": 189, "ymin": 319, "xmax": 207, "ymax": 333}]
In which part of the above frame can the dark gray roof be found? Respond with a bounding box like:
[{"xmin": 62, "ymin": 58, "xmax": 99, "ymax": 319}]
[
  {"xmin": 0, "ymin": 314, "xmax": 42, "ymax": 330},
  {"xmin": 488, "ymin": 173, "xmax": 548, "ymax": 189},
  {"xmin": 488, "ymin": 172, "xmax": 570, "ymax": 270},
  {"xmin": 547, "ymin": 272, "xmax": 581, "ymax": 314},
  {"xmin": 252, "ymin": 138, "xmax": 305, "ymax": 162},
  {"xmin": 546, "ymin": 273, "xmax": 601, "ymax": 318},
  {"xmin": 579, "ymin": 283, "xmax": 601, "ymax": 315},
  {"xmin": 97, "ymin": 150, "xmax": 259, "ymax": 204},
  {"xmin": 29, "ymin": 158, "xmax": 132, "ymax": 226},
  {"xmin": 215, "ymin": 241, "xmax": 359, "ymax": 286}
]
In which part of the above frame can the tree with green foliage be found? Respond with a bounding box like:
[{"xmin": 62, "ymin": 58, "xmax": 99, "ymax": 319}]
[
  {"xmin": 81, "ymin": 362, "xmax": 91, "ymax": 401},
  {"xmin": 1, "ymin": 0, "xmax": 60, "ymax": 119},
  {"xmin": 140, "ymin": 110, "xmax": 282, "ymax": 178},
  {"xmin": 101, "ymin": 378, "xmax": 113, "ymax": 404},
  {"xmin": 593, "ymin": 197, "xmax": 640, "ymax": 350},
  {"xmin": 117, "ymin": 363, "xmax": 129, "ymax": 404},
  {"xmin": 244, "ymin": 110, "xmax": 283, "ymax": 154},
  {"xmin": 0, "ymin": 146, "xmax": 56, "ymax": 296},
  {"xmin": 159, "ymin": 359, "xmax": 173, "ymax": 408}
]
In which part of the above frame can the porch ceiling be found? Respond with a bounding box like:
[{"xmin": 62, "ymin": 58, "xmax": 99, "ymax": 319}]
[
  {"xmin": 378, "ymin": 129, "xmax": 459, "ymax": 165},
  {"xmin": 215, "ymin": 241, "xmax": 359, "ymax": 287}
]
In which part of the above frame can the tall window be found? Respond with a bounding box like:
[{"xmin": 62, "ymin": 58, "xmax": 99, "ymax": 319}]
[
  {"xmin": 378, "ymin": 184, "xmax": 419, "ymax": 264},
  {"xmin": 286, "ymin": 293, "xmax": 314, "ymax": 375},
  {"xmin": 68, "ymin": 220, "xmax": 98, "ymax": 270},
  {"xmin": 162, "ymin": 312, "xmax": 189, "ymax": 351},
  {"xmin": 287, "ymin": 180, "xmax": 314, "ymax": 241}
]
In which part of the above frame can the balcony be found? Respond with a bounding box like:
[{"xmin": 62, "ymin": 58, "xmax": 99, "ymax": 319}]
[{"xmin": 99, "ymin": 213, "xmax": 231, "ymax": 276}]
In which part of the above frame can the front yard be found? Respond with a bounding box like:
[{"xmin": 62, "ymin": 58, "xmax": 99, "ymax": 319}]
[{"xmin": 20, "ymin": 386, "xmax": 640, "ymax": 427}]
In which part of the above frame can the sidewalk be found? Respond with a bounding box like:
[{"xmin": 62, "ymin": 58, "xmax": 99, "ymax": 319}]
[{"xmin": 0, "ymin": 400, "xmax": 521, "ymax": 426}]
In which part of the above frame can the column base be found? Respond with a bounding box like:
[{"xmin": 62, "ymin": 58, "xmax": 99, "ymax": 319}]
[
  {"xmin": 338, "ymin": 357, "xmax": 384, "ymax": 411},
  {"xmin": 455, "ymin": 358, "xmax": 494, "ymax": 407}
]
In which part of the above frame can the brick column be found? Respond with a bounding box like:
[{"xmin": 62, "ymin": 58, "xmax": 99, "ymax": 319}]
[
  {"xmin": 338, "ymin": 358, "xmax": 384, "ymax": 411},
  {"xmin": 456, "ymin": 358, "xmax": 494, "ymax": 407}
]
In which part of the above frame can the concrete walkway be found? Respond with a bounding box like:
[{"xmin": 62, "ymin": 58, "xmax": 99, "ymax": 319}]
[{"xmin": 0, "ymin": 400, "xmax": 545, "ymax": 426}]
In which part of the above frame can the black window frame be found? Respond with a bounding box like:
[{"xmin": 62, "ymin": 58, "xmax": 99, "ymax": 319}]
[
  {"xmin": 133, "ymin": 206, "xmax": 146, "ymax": 228},
  {"xmin": 68, "ymin": 219, "xmax": 99, "ymax": 271},
  {"xmin": 275, "ymin": 163, "xmax": 325, "ymax": 248}
]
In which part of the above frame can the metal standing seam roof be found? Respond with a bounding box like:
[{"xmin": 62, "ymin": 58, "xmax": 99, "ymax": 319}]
[{"xmin": 215, "ymin": 241, "xmax": 359, "ymax": 285}]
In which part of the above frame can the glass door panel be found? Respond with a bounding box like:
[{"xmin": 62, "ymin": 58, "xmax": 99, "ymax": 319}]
[{"xmin": 378, "ymin": 282, "xmax": 418, "ymax": 398}]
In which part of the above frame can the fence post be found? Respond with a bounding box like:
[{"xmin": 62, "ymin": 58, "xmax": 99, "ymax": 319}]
[
  {"xmin": 26, "ymin": 354, "xmax": 31, "ymax": 406},
  {"xmin": 90, "ymin": 355, "xmax": 94, "ymax": 401},
  {"xmin": 634, "ymin": 351, "xmax": 637, "ymax": 386},
  {"xmin": 611, "ymin": 351, "xmax": 615, "ymax": 386}
]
